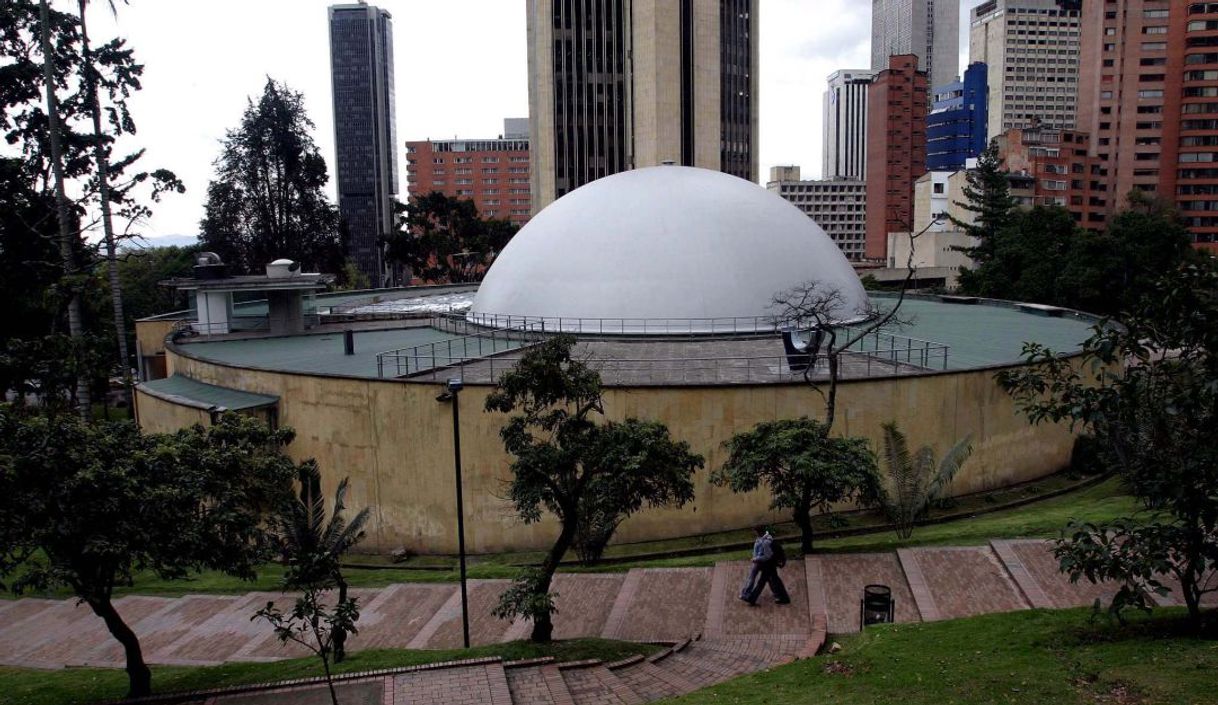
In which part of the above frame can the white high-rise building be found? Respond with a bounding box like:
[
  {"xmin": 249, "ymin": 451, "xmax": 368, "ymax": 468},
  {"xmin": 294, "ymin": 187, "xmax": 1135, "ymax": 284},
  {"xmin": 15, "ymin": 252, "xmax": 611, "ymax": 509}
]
[
  {"xmin": 970, "ymin": 0, "xmax": 1082, "ymax": 138},
  {"xmin": 823, "ymin": 69, "xmax": 875, "ymax": 180},
  {"xmin": 871, "ymin": 0, "xmax": 959, "ymax": 91}
]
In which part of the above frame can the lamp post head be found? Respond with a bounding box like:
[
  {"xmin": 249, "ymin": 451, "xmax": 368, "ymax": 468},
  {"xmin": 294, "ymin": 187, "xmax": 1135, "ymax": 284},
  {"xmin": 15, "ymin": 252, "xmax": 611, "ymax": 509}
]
[{"xmin": 447, "ymin": 378, "xmax": 464, "ymax": 394}]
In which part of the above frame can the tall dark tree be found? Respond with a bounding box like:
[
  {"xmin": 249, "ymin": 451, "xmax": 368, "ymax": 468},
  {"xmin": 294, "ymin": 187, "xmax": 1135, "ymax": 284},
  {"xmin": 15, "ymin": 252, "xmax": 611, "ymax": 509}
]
[
  {"xmin": 0, "ymin": 411, "xmax": 298, "ymax": 697},
  {"xmin": 200, "ymin": 78, "xmax": 342, "ymax": 274},
  {"xmin": 384, "ymin": 192, "xmax": 518, "ymax": 283},
  {"xmin": 486, "ymin": 336, "xmax": 702, "ymax": 642},
  {"xmin": 951, "ymin": 139, "xmax": 1017, "ymax": 273}
]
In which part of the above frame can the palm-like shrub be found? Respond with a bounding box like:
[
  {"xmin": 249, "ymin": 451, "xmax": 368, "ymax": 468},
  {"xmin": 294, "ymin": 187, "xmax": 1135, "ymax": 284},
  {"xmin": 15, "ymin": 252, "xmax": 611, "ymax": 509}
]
[
  {"xmin": 879, "ymin": 423, "xmax": 972, "ymax": 539},
  {"xmin": 273, "ymin": 462, "xmax": 370, "ymax": 662}
]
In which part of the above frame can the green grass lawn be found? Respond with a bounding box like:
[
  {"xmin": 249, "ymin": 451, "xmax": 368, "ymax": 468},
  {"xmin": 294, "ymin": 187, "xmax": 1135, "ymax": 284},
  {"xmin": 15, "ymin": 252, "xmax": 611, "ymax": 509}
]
[
  {"xmin": 4, "ymin": 477, "xmax": 1136, "ymax": 598},
  {"xmin": 661, "ymin": 608, "xmax": 1218, "ymax": 705},
  {"xmin": 0, "ymin": 638, "xmax": 659, "ymax": 705}
]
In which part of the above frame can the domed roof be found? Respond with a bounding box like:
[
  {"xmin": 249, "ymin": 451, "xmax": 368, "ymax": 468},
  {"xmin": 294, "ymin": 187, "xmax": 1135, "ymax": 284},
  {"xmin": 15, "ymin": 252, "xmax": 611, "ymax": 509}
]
[{"xmin": 469, "ymin": 166, "xmax": 869, "ymax": 333}]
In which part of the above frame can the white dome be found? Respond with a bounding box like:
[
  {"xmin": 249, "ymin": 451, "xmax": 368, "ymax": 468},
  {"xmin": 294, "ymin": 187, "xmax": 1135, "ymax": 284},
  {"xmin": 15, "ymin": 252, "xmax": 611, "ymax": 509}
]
[{"xmin": 469, "ymin": 166, "xmax": 869, "ymax": 334}]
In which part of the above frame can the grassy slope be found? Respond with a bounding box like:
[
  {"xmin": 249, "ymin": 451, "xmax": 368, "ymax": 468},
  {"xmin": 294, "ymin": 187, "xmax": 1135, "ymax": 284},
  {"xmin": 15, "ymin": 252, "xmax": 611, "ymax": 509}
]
[
  {"xmin": 0, "ymin": 639, "xmax": 658, "ymax": 705},
  {"xmin": 661, "ymin": 608, "xmax": 1218, "ymax": 705},
  {"xmin": 3, "ymin": 478, "xmax": 1136, "ymax": 598}
]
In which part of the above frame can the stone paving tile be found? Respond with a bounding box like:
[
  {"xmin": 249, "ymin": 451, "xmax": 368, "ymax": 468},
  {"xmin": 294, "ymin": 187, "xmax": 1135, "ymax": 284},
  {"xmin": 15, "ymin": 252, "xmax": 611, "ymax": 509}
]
[
  {"xmin": 551, "ymin": 573, "xmax": 625, "ymax": 640},
  {"xmin": 234, "ymin": 589, "xmax": 381, "ymax": 660},
  {"xmin": 913, "ymin": 547, "xmax": 1029, "ymax": 620},
  {"xmin": 561, "ymin": 665, "xmax": 640, "ymax": 705},
  {"xmin": 1008, "ymin": 540, "xmax": 1122, "ymax": 609},
  {"xmin": 718, "ymin": 560, "xmax": 809, "ymax": 637},
  {"xmin": 1149, "ymin": 572, "xmax": 1218, "ymax": 608},
  {"xmin": 160, "ymin": 592, "xmax": 287, "ymax": 664},
  {"xmin": 393, "ymin": 663, "xmax": 504, "ymax": 705},
  {"xmin": 0, "ymin": 598, "xmax": 102, "ymax": 667},
  {"xmin": 107, "ymin": 595, "xmax": 245, "ymax": 665},
  {"xmin": 23, "ymin": 596, "xmax": 172, "ymax": 666},
  {"xmin": 820, "ymin": 553, "xmax": 919, "ymax": 633},
  {"xmin": 424, "ymin": 580, "xmax": 515, "ymax": 649},
  {"xmin": 612, "ymin": 569, "xmax": 712, "ymax": 642},
  {"xmin": 0, "ymin": 598, "xmax": 72, "ymax": 661},
  {"xmin": 353, "ymin": 584, "xmax": 459, "ymax": 649}
]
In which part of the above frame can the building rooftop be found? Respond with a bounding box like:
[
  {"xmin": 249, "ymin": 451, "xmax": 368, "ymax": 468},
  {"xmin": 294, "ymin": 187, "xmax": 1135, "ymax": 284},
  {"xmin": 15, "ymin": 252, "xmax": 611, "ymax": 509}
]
[{"xmin": 171, "ymin": 296, "xmax": 1098, "ymax": 385}]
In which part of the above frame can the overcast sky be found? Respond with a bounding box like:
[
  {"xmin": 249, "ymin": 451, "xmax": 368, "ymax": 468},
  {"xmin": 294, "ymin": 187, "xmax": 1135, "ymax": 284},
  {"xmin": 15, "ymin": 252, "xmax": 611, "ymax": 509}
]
[{"xmin": 80, "ymin": 0, "xmax": 979, "ymax": 241}]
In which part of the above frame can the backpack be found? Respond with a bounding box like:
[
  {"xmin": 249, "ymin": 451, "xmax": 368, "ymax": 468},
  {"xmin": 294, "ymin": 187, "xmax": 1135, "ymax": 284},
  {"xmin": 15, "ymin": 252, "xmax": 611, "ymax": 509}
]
[{"xmin": 770, "ymin": 539, "xmax": 787, "ymax": 568}]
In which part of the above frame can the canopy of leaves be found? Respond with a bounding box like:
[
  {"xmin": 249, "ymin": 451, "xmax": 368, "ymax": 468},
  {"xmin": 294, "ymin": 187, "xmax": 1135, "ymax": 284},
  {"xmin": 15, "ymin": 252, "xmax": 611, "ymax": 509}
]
[
  {"xmin": 199, "ymin": 78, "xmax": 342, "ymax": 274},
  {"xmin": 714, "ymin": 417, "xmax": 881, "ymax": 552},
  {"xmin": 998, "ymin": 263, "xmax": 1218, "ymax": 622},
  {"xmin": 113, "ymin": 244, "xmax": 198, "ymax": 324},
  {"xmin": 715, "ymin": 417, "xmax": 881, "ymax": 514},
  {"xmin": 0, "ymin": 411, "xmax": 298, "ymax": 595},
  {"xmin": 956, "ymin": 190, "xmax": 1198, "ymax": 317},
  {"xmin": 384, "ymin": 192, "xmax": 517, "ymax": 284}
]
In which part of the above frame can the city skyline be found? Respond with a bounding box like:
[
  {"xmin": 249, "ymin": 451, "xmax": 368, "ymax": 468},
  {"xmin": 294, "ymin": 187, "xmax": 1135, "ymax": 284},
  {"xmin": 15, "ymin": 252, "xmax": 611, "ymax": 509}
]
[{"xmin": 65, "ymin": 0, "xmax": 981, "ymax": 242}]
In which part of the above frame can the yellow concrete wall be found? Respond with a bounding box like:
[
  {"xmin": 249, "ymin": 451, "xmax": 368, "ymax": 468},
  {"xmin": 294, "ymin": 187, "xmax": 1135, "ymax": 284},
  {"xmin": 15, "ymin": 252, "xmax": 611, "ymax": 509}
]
[
  {"xmin": 135, "ymin": 319, "xmax": 182, "ymax": 359},
  {"xmin": 134, "ymin": 387, "xmax": 211, "ymax": 432},
  {"xmin": 152, "ymin": 343, "xmax": 1077, "ymax": 556}
]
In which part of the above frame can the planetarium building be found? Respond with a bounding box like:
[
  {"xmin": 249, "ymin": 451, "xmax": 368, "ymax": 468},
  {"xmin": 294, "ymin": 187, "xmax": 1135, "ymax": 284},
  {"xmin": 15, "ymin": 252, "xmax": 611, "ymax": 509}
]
[{"xmin": 135, "ymin": 167, "xmax": 1096, "ymax": 555}]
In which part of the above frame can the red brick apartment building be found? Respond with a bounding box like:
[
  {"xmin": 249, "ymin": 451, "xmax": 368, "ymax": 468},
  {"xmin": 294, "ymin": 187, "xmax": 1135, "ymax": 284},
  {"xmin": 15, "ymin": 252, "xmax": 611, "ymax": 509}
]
[
  {"xmin": 1078, "ymin": 0, "xmax": 1218, "ymax": 251},
  {"xmin": 405, "ymin": 119, "xmax": 532, "ymax": 226},
  {"xmin": 996, "ymin": 123, "xmax": 1109, "ymax": 228},
  {"xmin": 865, "ymin": 54, "xmax": 929, "ymax": 261}
]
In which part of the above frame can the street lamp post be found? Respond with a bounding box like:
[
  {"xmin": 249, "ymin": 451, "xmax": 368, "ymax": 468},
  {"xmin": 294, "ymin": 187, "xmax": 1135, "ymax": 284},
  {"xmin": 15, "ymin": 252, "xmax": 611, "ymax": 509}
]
[{"xmin": 437, "ymin": 377, "xmax": 471, "ymax": 648}]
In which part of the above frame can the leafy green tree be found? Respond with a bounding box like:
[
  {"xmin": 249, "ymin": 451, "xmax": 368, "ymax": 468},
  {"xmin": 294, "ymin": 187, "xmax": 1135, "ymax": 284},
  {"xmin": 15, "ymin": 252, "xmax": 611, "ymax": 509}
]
[
  {"xmin": 0, "ymin": 411, "xmax": 298, "ymax": 697},
  {"xmin": 958, "ymin": 205, "xmax": 1082, "ymax": 303},
  {"xmin": 713, "ymin": 417, "xmax": 882, "ymax": 554},
  {"xmin": 271, "ymin": 462, "xmax": 369, "ymax": 663},
  {"xmin": 878, "ymin": 423, "xmax": 972, "ymax": 539},
  {"xmin": 485, "ymin": 336, "xmax": 702, "ymax": 642},
  {"xmin": 199, "ymin": 78, "xmax": 342, "ymax": 274},
  {"xmin": 384, "ymin": 192, "xmax": 518, "ymax": 283},
  {"xmin": 114, "ymin": 244, "xmax": 198, "ymax": 323},
  {"xmin": 999, "ymin": 263, "xmax": 1218, "ymax": 626}
]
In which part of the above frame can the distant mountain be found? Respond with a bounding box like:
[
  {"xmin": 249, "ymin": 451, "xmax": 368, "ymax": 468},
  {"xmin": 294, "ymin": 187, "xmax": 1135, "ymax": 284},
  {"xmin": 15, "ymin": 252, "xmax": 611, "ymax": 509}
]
[{"xmin": 122, "ymin": 234, "xmax": 200, "ymax": 250}]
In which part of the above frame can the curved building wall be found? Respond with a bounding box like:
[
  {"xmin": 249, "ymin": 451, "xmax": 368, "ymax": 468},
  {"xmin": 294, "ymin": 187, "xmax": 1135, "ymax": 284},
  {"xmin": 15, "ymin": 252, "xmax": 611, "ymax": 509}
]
[{"xmin": 138, "ymin": 344, "xmax": 1077, "ymax": 555}]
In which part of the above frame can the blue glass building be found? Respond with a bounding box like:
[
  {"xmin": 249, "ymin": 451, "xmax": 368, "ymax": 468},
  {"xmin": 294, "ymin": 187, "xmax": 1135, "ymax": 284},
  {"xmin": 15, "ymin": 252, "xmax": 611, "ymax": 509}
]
[{"xmin": 926, "ymin": 62, "xmax": 988, "ymax": 172}]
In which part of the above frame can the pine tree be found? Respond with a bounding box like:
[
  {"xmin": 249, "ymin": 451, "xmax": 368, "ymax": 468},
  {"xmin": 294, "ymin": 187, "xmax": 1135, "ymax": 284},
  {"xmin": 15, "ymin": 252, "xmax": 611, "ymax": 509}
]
[{"xmin": 951, "ymin": 140, "xmax": 1017, "ymax": 269}]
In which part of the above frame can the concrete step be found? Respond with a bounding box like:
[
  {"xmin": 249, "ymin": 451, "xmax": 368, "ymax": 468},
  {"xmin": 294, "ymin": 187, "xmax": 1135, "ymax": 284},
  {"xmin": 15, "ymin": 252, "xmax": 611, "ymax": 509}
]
[
  {"xmin": 662, "ymin": 642, "xmax": 772, "ymax": 691},
  {"xmin": 610, "ymin": 657, "xmax": 698, "ymax": 701},
  {"xmin": 558, "ymin": 660, "xmax": 644, "ymax": 705},
  {"xmin": 392, "ymin": 658, "xmax": 513, "ymax": 705},
  {"xmin": 504, "ymin": 658, "xmax": 570, "ymax": 705}
]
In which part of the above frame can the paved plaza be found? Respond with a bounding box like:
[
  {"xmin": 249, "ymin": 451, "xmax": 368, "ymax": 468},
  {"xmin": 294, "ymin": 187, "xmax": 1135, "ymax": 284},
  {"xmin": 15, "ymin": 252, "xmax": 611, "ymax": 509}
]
[{"xmin": 1, "ymin": 539, "xmax": 1201, "ymax": 704}]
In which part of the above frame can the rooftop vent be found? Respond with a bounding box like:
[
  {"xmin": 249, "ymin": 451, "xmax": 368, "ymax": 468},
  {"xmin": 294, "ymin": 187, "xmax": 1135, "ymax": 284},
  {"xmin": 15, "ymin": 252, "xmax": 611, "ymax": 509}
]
[
  {"xmin": 193, "ymin": 252, "xmax": 228, "ymax": 280},
  {"xmin": 266, "ymin": 259, "xmax": 301, "ymax": 279}
]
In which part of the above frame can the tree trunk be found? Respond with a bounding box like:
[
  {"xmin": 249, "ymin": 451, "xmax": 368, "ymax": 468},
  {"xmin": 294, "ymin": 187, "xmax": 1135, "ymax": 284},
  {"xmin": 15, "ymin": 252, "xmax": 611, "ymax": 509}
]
[
  {"xmin": 333, "ymin": 577, "xmax": 349, "ymax": 663},
  {"xmin": 87, "ymin": 596, "xmax": 151, "ymax": 698},
  {"xmin": 39, "ymin": 0, "xmax": 91, "ymax": 419},
  {"xmin": 793, "ymin": 505, "xmax": 814, "ymax": 555},
  {"xmin": 825, "ymin": 353, "xmax": 840, "ymax": 432},
  {"xmin": 78, "ymin": 0, "xmax": 132, "ymax": 413},
  {"xmin": 531, "ymin": 519, "xmax": 576, "ymax": 643}
]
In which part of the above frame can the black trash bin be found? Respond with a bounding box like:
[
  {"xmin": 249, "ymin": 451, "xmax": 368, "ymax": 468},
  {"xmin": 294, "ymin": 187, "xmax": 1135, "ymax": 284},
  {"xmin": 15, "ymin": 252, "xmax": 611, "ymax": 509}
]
[{"xmin": 860, "ymin": 584, "xmax": 895, "ymax": 629}]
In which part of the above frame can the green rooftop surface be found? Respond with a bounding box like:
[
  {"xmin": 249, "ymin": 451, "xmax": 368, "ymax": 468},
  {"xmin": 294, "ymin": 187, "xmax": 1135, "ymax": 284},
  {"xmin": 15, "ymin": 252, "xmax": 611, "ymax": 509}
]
[
  {"xmin": 181, "ymin": 327, "xmax": 523, "ymax": 378},
  {"xmin": 876, "ymin": 297, "xmax": 1095, "ymax": 370},
  {"xmin": 139, "ymin": 374, "xmax": 279, "ymax": 410},
  {"xmin": 176, "ymin": 299, "xmax": 1096, "ymax": 380}
]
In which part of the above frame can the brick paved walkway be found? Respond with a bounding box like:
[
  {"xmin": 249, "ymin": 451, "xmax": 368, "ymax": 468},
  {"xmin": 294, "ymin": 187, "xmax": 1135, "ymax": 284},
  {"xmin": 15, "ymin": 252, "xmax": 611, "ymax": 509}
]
[{"xmin": 0, "ymin": 541, "xmax": 1182, "ymax": 704}]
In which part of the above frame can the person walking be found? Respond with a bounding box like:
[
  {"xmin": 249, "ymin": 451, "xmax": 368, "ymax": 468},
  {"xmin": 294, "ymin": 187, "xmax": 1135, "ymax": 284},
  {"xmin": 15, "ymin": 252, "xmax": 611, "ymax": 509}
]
[{"xmin": 743, "ymin": 525, "xmax": 790, "ymax": 606}]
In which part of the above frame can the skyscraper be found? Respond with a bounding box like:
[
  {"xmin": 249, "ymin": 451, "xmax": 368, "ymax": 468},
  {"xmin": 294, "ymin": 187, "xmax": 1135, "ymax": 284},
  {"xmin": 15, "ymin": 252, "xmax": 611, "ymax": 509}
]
[
  {"xmin": 926, "ymin": 62, "xmax": 988, "ymax": 171},
  {"xmin": 1077, "ymin": 0, "xmax": 1218, "ymax": 251},
  {"xmin": 329, "ymin": 2, "xmax": 398, "ymax": 284},
  {"xmin": 970, "ymin": 0, "xmax": 1081, "ymax": 139},
  {"xmin": 822, "ymin": 69, "xmax": 875, "ymax": 180},
  {"xmin": 527, "ymin": 0, "xmax": 759, "ymax": 212},
  {"xmin": 871, "ymin": 0, "xmax": 959, "ymax": 91},
  {"xmin": 866, "ymin": 55, "xmax": 929, "ymax": 261}
]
